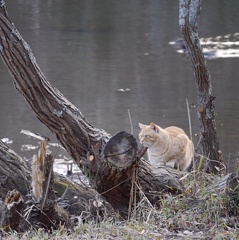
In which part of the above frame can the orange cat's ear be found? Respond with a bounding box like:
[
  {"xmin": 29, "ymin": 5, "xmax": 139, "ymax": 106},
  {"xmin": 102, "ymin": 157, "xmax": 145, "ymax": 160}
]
[
  {"xmin": 150, "ymin": 122, "xmax": 158, "ymax": 133},
  {"xmin": 138, "ymin": 123, "xmax": 145, "ymax": 129}
]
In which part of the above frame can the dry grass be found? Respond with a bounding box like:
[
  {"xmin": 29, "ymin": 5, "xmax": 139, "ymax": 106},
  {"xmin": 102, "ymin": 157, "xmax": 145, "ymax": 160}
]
[{"xmin": 1, "ymin": 171, "xmax": 239, "ymax": 240}]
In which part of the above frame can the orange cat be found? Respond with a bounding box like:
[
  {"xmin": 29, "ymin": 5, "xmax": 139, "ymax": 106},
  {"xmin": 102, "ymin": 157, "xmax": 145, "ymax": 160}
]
[{"xmin": 138, "ymin": 122, "xmax": 194, "ymax": 170}]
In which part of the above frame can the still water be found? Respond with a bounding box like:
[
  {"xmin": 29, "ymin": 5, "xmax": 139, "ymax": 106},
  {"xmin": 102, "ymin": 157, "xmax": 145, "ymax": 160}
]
[{"xmin": 1, "ymin": 0, "xmax": 239, "ymax": 172}]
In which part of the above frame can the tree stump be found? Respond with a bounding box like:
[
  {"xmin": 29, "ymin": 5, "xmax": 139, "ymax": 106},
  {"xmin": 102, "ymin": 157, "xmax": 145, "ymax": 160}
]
[{"xmin": 92, "ymin": 132, "xmax": 184, "ymax": 218}]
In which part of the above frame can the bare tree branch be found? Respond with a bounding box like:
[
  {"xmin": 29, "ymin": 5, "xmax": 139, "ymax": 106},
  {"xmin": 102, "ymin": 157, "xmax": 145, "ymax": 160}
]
[{"xmin": 0, "ymin": 1, "xmax": 110, "ymax": 166}]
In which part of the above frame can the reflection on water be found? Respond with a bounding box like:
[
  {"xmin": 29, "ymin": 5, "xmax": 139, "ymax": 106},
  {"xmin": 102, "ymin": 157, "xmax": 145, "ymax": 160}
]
[
  {"xmin": 1, "ymin": 0, "xmax": 239, "ymax": 172},
  {"xmin": 170, "ymin": 33, "xmax": 239, "ymax": 59}
]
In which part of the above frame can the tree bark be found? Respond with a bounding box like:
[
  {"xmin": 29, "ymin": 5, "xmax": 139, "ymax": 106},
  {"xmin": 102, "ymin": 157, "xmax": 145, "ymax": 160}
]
[
  {"xmin": 0, "ymin": 140, "xmax": 30, "ymax": 200},
  {"xmin": 0, "ymin": 1, "xmax": 183, "ymax": 219},
  {"xmin": 0, "ymin": 140, "xmax": 115, "ymax": 231},
  {"xmin": 179, "ymin": 0, "xmax": 222, "ymax": 174}
]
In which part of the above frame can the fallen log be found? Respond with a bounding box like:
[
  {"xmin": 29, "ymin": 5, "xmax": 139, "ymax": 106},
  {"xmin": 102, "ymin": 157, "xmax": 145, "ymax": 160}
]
[
  {"xmin": 0, "ymin": 140, "xmax": 114, "ymax": 231},
  {"xmin": 1, "ymin": 136, "xmax": 239, "ymax": 232}
]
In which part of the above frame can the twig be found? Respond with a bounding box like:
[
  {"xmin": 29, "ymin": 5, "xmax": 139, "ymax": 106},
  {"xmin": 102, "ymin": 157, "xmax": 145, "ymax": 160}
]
[
  {"xmin": 61, "ymin": 186, "xmax": 68, "ymax": 200},
  {"xmin": 186, "ymin": 98, "xmax": 197, "ymax": 194},
  {"xmin": 128, "ymin": 168, "xmax": 135, "ymax": 219},
  {"xmin": 128, "ymin": 109, "xmax": 133, "ymax": 134},
  {"xmin": 186, "ymin": 98, "xmax": 192, "ymax": 141},
  {"xmin": 16, "ymin": 210, "xmax": 36, "ymax": 231},
  {"xmin": 33, "ymin": 204, "xmax": 57, "ymax": 228},
  {"xmin": 41, "ymin": 163, "xmax": 53, "ymax": 210},
  {"xmin": 137, "ymin": 147, "xmax": 148, "ymax": 160},
  {"xmin": 134, "ymin": 181, "xmax": 154, "ymax": 209},
  {"xmin": 100, "ymin": 178, "xmax": 129, "ymax": 195}
]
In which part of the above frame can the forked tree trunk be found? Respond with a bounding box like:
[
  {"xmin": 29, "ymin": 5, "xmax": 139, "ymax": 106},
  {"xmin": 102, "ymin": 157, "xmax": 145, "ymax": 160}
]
[
  {"xmin": 179, "ymin": 0, "xmax": 223, "ymax": 174},
  {"xmin": 0, "ymin": 0, "xmax": 183, "ymax": 220}
]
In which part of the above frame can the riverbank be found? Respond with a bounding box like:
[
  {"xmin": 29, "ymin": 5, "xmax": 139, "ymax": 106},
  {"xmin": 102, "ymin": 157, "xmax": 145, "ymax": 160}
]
[{"xmin": 1, "ymin": 170, "xmax": 239, "ymax": 240}]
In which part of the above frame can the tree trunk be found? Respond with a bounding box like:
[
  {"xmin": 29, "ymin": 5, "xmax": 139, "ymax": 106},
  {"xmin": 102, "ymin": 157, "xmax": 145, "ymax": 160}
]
[
  {"xmin": 0, "ymin": 1, "xmax": 183, "ymax": 219},
  {"xmin": 179, "ymin": 0, "xmax": 223, "ymax": 174}
]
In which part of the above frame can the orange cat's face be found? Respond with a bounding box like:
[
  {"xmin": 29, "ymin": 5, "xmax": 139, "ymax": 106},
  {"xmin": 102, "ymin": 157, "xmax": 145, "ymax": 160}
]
[{"xmin": 138, "ymin": 123, "xmax": 159, "ymax": 147}]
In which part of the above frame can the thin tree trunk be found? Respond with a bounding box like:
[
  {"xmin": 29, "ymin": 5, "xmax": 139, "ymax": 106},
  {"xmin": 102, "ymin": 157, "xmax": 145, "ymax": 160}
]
[
  {"xmin": 179, "ymin": 0, "xmax": 223, "ymax": 174},
  {"xmin": 0, "ymin": 1, "xmax": 183, "ymax": 218}
]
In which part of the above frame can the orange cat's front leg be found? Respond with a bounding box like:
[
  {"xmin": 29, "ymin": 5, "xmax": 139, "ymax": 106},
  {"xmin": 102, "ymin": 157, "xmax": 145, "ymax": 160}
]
[{"xmin": 165, "ymin": 159, "xmax": 177, "ymax": 169}]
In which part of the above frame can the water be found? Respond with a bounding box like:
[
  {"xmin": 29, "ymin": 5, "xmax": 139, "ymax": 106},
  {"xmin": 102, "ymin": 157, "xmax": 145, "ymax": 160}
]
[{"xmin": 1, "ymin": 0, "xmax": 239, "ymax": 172}]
